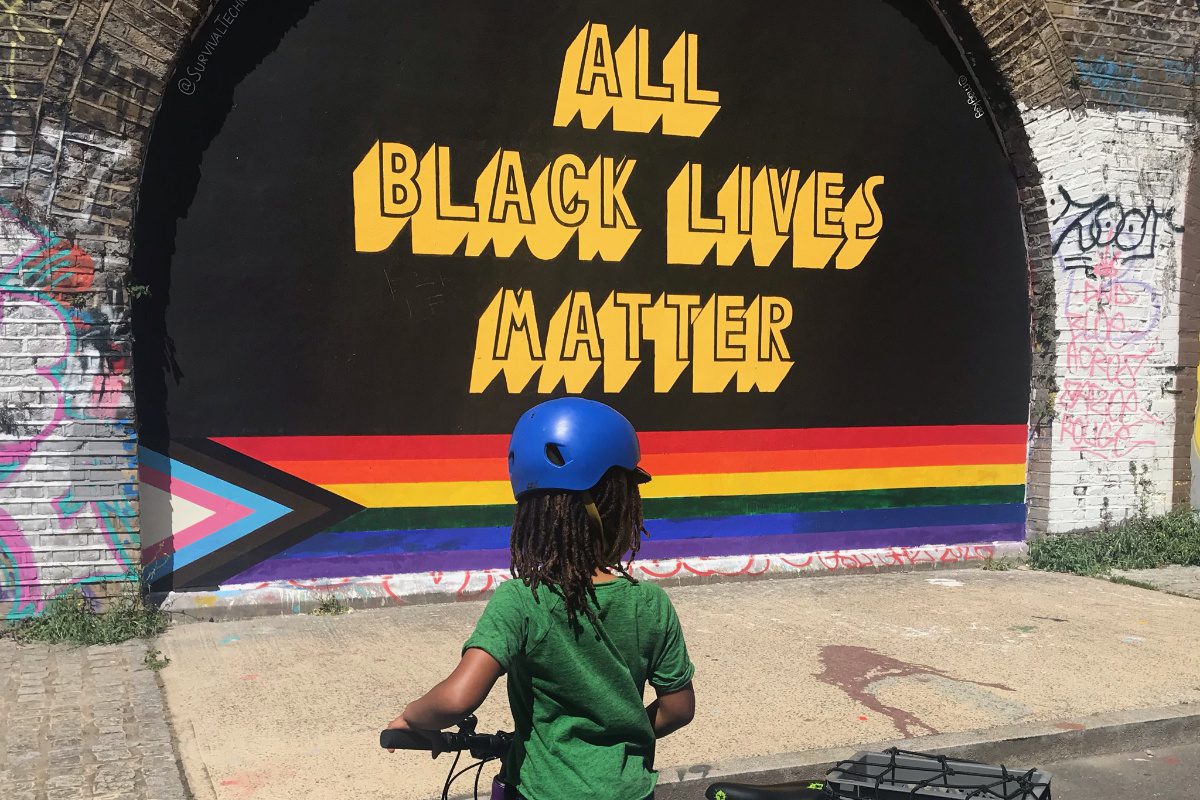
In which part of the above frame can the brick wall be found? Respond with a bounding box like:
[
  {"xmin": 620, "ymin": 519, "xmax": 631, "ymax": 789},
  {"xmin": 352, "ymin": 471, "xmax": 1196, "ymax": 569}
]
[
  {"xmin": 957, "ymin": 0, "xmax": 1197, "ymax": 531},
  {"xmin": 1186, "ymin": 149, "xmax": 1200, "ymax": 507},
  {"xmin": 0, "ymin": 0, "xmax": 1196, "ymax": 615},
  {"xmin": 1, "ymin": 0, "xmax": 204, "ymax": 616}
]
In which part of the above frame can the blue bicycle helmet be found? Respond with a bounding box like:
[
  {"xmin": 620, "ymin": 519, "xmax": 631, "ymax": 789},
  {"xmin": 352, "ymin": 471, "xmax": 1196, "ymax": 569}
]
[{"xmin": 508, "ymin": 397, "xmax": 651, "ymax": 499}]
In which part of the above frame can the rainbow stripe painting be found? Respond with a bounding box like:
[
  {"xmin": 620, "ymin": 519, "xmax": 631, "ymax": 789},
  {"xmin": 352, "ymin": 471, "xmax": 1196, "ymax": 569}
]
[{"xmin": 208, "ymin": 425, "xmax": 1027, "ymax": 583}]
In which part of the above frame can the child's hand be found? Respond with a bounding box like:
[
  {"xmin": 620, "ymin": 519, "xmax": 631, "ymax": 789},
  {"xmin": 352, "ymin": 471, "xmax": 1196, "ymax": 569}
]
[{"xmin": 384, "ymin": 713, "xmax": 444, "ymax": 755}]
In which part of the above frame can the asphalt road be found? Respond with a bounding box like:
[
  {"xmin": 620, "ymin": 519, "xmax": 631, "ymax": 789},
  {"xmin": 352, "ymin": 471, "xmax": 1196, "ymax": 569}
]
[{"xmin": 1046, "ymin": 742, "xmax": 1199, "ymax": 800}]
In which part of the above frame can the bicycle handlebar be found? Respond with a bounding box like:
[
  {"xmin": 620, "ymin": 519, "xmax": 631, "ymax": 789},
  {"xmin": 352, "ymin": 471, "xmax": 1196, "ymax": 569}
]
[{"xmin": 380, "ymin": 727, "xmax": 512, "ymax": 760}]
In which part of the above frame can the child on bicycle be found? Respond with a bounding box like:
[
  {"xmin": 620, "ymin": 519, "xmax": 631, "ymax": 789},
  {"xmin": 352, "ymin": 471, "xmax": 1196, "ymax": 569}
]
[{"xmin": 386, "ymin": 397, "xmax": 696, "ymax": 800}]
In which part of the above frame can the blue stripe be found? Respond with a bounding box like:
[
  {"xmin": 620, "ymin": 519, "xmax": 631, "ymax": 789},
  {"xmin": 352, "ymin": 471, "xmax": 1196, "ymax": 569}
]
[
  {"xmin": 139, "ymin": 447, "xmax": 291, "ymax": 571},
  {"xmin": 269, "ymin": 503, "xmax": 1026, "ymax": 560}
]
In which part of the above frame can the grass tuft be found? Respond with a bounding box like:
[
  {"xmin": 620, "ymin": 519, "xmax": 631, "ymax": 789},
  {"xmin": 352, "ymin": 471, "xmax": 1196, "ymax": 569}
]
[
  {"xmin": 310, "ymin": 595, "xmax": 349, "ymax": 616},
  {"xmin": 1107, "ymin": 575, "xmax": 1159, "ymax": 591},
  {"xmin": 4, "ymin": 586, "xmax": 169, "ymax": 645},
  {"xmin": 144, "ymin": 647, "xmax": 171, "ymax": 670},
  {"xmin": 1028, "ymin": 507, "xmax": 1200, "ymax": 576}
]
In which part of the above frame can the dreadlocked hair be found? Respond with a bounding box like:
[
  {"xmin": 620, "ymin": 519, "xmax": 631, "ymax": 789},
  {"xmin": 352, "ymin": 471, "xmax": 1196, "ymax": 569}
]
[{"xmin": 510, "ymin": 466, "xmax": 647, "ymax": 627}]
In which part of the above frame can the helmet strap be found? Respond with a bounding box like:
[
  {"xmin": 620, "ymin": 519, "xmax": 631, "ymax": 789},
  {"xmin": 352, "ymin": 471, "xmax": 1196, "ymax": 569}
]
[
  {"xmin": 582, "ymin": 491, "xmax": 603, "ymax": 538},
  {"xmin": 581, "ymin": 490, "xmax": 618, "ymax": 564}
]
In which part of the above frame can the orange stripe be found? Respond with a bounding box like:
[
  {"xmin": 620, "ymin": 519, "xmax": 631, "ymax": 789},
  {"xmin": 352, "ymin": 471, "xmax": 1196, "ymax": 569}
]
[
  {"xmin": 269, "ymin": 444, "xmax": 1025, "ymax": 485},
  {"xmin": 273, "ymin": 457, "xmax": 503, "ymax": 484}
]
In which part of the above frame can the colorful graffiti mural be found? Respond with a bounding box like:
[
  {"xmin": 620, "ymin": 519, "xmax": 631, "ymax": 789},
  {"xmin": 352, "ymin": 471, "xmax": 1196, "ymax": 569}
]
[
  {"xmin": 0, "ymin": 200, "xmax": 138, "ymax": 618},
  {"xmin": 1050, "ymin": 186, "xmax": 1179, "ymax": 463},
  {"xmin": 215, "ymin": 426, "xmax": 1025, "ymax": 581},
  {"xmin": 139, "ymin": 426, "xmax": 1026, "ymax": 589},
  {"xmin": 132, "ymin": 0, "xmax": 1030, "ymax": 594},
  {"xmin": 159, "ymin": 541, "xmax": 1021, "ymax": 616}
]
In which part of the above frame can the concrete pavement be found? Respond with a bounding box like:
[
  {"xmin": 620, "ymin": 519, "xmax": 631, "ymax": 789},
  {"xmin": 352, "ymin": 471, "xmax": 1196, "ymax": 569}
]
[{"xmin": 153, "ymin": 569, "xmax": 1200, "ymax": 800}]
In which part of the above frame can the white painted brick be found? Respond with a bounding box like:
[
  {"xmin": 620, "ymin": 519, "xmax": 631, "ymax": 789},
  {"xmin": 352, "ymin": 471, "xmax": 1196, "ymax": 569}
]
[{"xmin": 1030, "ymin": 101, "xmax": 1193, "ymax": 530}]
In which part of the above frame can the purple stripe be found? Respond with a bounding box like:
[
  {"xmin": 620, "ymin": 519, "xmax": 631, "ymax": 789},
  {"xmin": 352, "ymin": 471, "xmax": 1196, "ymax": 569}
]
[
  {"xmin": 635, "ymin": 522, "xmax": 1024, "ymax": 560},
  {"xmin": 230, "ymin": 522, "xmax": 1024, "ymax": 583},
  {"xmin": 231, "ymin": 548, "xmax": 511, "ymax": 582}
]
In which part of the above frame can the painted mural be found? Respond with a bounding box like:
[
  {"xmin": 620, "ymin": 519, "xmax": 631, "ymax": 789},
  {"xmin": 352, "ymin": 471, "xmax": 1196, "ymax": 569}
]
[
  {"xmin": 1, "ymin": 200, "xmax": 139, "ymax": 618},
  {"xmin": 131, "ymin": 0, "xmax": 1030, "ymax": 593}
]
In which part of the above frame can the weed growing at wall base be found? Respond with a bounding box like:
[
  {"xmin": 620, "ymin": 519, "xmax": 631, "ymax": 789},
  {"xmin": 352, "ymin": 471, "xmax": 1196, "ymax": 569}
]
[
  {"xmin": 979, "ymin": 555, "xmax": 1016, "ymax": 571},
  {"xmin": 310, "ymin": 595, "xmax": 348, "ymax": 615},
  {"xmin": 144, "ymin": 647, "xmax": 171, "ymax": 670},
  {"xmin": 1028, "ymin": 508, "xmax": 1200, "ymax": 575},
  {"xmin": 1106, "ymin": 575, "xmax": 1159, "ymax": 591},
  {"xmin": 2, "ymin": 586, "xmax": 168, "ymax": 645}
]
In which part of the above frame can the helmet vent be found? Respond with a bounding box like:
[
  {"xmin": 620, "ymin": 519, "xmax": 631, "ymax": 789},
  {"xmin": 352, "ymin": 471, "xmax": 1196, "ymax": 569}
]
[{"xmin": 545, "ymin": 443, "xmax": 567, "ymax": 467}]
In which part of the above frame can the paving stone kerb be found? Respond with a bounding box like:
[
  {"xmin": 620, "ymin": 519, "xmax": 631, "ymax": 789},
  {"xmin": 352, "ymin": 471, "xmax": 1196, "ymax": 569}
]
[
  {"xmin": 1113, "ymin": 565, "xmax": 1200, "ymax": 599},
  {"xmin": 1, "ymin": 1, "xmax": 1197, "ymax": 610},
  {"xmin": 0, "ymin": 638, "xmax": 191, "ymax": 800},
  {"xmin": 154, "ymin": 570, "xmax": 1200, "ymax": 800}
]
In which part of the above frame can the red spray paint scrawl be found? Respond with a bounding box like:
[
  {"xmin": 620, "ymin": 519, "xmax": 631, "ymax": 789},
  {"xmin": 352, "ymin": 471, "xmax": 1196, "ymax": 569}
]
[{"xmin": 815, "ymin": 645, "xmax": 1014, "ymax": 736}]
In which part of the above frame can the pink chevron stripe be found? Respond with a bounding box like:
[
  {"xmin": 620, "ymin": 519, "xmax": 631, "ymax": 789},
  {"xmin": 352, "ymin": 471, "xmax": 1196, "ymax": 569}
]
[{"xmin": 140, "ymin": 466, "xmax": 254, "ymax": 560}]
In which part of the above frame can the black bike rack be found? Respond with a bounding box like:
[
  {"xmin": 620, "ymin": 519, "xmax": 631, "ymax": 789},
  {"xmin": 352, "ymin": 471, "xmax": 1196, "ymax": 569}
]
[{"xmin": 822, "ymin": 749, "xmax": 1052, "ymax": 800}]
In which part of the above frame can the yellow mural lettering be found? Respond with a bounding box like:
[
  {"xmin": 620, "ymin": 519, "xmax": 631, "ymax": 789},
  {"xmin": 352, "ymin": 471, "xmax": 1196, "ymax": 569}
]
[
  {"xmin": 749, "ymin": 168, "xmax": 799, "ymax": 265},
  {"xmin": 470, "ymin": 289, "xmax": 793, "ymax": 394},
  {"xmin": 545, "ymin": 154, "xmax": 588, "ymax": 227},
  {"xmin": 665, "ymin": 163, "xmax": 720, "ymax": 265},
  {"xmin": 354, "ymin": 142, "xmax": 641, "ymax": 260},
  {"xmin": 468, "ymin": 149, "xmax": 531, "ymax": 257},
  {"xmin": 741, "ymin": 297, "xmax": 794, "ymax": 391},
  {"xmin": 577, "ymin": 23, "xmax": 620, "ymax": 98},
  {"xmin": 554, "ymin": 23, "xmax": 720, "ymax": 137},
  {"xmin": 412, "ymin": 145, "xmax": 476, "ymax": 255},
  {"xmin": 836, "ymin": 176, "xmax": 886, "ymax": 270},
  {"xmin": 643, "ymin": 294, "xmax": 702, "ymax": 392},
  {"xmin": 814, "ymin": 171, "xmax": 845, "ymax": 237},
  {"xmin": 381, "ymin": 142, "xmax": 420, "ymax": 216},
  {"xmin": 601, "ymin": 156, "xmax": 637, "ymax": 228},
  {"xmin": 433, "ymin": 145, "xmax": 477, "ymax": 222},
  {"xmin": 667, "ymin": 163, "xmax": 885, "ymax": 268},
  {"xmin": 539, "ymin": 291, "xmax": 604, "ymax": 393},
  {"xmin": 351, "ymin": 20, "xmax": 890, "ymax": 400},
  {"xmin": 470, "ymin": 288, "xmax": 543, "ymax": 393},
  {"xmin": 791, "ymin": 172, "xmax": 843, "ymax": 269},
  {"xmin": 597, "ymin": 292, "xmax": 652, "ymax": 392},
  {"xmin": 716, "ymin": 166, "xmax": 753, "ymax": 265},
  {"xmin": 692, "ymin": 296, "xmax": 743, "ymax": 392}
]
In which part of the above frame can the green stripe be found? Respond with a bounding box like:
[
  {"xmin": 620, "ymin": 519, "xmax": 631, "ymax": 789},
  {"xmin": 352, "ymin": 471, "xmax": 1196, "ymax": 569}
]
[
  {"xmin": 327, "ymin": 505, "xmax": 516, "ymax": 532},
  {"xmin": 328, "ymin": 485, "xmax": 1024, "ymax": 532},
  {"xmin": 645, "ymin": 485, "xmax": 1024, "ymax": 517}
]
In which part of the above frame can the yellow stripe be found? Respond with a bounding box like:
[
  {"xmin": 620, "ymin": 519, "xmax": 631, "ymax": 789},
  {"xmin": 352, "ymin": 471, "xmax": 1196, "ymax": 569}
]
[{"xmin": 323, "ymin": 463, "xmax": 1027, "ymax": 508}]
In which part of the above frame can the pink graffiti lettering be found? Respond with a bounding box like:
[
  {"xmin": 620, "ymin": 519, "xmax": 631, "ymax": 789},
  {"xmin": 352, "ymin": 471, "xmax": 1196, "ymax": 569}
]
[{"xmin": 1052, "ymin": 208, "xmax": 1168, "ymax": 462}]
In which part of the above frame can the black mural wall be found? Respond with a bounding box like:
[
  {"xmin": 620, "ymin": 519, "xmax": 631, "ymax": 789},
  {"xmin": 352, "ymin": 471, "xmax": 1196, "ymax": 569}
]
[{"xmin": 132, "ymin": 0, "xmax": 1031, "ymax": 592}]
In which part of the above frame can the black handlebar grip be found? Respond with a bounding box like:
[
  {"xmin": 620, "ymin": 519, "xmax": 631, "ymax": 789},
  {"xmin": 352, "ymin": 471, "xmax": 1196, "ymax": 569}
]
[{"xmin": 380, "ymin": 728, "xmax": 443, "ymax": 750}]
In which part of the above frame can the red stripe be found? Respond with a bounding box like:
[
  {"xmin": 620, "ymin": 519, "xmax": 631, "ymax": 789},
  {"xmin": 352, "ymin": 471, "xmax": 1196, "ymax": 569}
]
[
  {"xmin": 640, "ymin": 426, "xmax": 1025, "ymax": 452},
  {"xmin": 213, "ymin": 425, "xmax": 1026, "ymax": 463},
  {"xmin": 269, "ymin": 443, "xmax": 1027, "ymax": 484},
  {"xmin": 213, "ymin": 434, "xmax": 510, "ymax": 461}
]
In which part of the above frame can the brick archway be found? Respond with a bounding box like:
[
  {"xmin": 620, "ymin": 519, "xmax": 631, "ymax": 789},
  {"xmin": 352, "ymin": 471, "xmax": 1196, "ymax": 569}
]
[{"xmin": 0, "ymin": 0, "xmax": 1195, "ymax": 612}]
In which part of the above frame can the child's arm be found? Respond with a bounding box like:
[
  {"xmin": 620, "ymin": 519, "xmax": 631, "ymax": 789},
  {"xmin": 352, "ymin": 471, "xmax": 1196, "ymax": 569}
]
[
  {"xmin": 388, "ymin": 648, "xmax": 505, "ymax": 733},
  {"xmin": 646, "ymin": 681, "xmax": 695, "ymax": 738}
]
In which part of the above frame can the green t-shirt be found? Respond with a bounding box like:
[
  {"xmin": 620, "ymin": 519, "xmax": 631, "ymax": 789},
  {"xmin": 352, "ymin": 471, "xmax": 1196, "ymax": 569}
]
[{"xmin": 462, "ymin": 576, "xmax": 695, "ymax": 800}]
